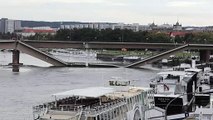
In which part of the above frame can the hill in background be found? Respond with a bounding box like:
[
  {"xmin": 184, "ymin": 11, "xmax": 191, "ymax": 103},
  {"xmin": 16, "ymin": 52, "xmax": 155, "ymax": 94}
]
[
  {"xmin": 21, "ymin": 20, "xmax": 114, "ymax": 28},
  {"xmin": 21, "ymin": 20, "xmax": 83, "ymax": 28}
]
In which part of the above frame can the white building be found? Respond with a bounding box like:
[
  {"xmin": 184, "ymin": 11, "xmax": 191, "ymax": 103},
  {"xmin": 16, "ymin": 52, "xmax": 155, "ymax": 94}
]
[
  {"xmin": 88, "ymin": 24, "xmax": 94, "ymax": 29},
  {"xmin": 138, "ymin": 25, "xmax": 150, "ymax": 31},
  {"xmin": 14, "ymin": 20, "xmax": 22, "ymax": 30},
  {"xmin": 99, "ymin": 23, "xmax": 111, "ymax": 30},
  {"xmin": 6, "ymin": 20, "xmax": 15, "ymax": 33},
  {"xmin": 159, "ymin": 23, "xmax": 173, "ymax": 29},
  {"xmin": 60, "ymin": 23, "xmax": 113, "ymax": 30},
  {"xmin": 0, "ymin": 18, "xmax": 22, "ymax": 33},
  {"xmin": 0, "ymin": 18, "xmax": 8, "ymax": 33},
  {"xmin": 173, "ymin": 21, "xmax": 182, "ymax": 31},
  {"xmin": 112, "ymin": 23, "xmax": 140, "ymax": 32},
  {"xmin": 112, "ymin": 23, "xmax": 124, "ymax": 30},
  {"xmin": 83, "ymin": 24, "xmax": 89, "ymax": 28},
  {"xmin": 93, "ymin": 24, "xmax": 99, "ymax": 29}
]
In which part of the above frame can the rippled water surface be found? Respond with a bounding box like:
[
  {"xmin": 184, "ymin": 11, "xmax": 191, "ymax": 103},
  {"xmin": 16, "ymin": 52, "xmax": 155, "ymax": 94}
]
[{"xmin": 0, "ymin": 51, "xmax": 158, "ymax": 120}]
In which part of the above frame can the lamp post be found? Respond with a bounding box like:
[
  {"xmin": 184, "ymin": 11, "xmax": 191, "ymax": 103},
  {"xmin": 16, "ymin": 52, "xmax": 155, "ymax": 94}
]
[
  {"xmin": 67, "ymin": 30, "xmax": 72, "ymax": 41},
  {"xmin": 204, "ymin": 39, "xmax": 207, "ymax": 44},
  {"xmin": 70, "ymin": 30, "xmax": 72, "ymax": 41}
]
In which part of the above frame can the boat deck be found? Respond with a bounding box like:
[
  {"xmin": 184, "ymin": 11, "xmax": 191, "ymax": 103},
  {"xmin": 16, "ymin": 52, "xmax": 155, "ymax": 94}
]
[{"xmin": 40, "ymin": 110, "xmax": 78, "ymax": 120}]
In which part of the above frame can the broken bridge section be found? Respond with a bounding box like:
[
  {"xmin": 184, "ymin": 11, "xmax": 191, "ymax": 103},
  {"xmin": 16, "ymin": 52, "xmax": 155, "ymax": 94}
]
[
  {"xmin": 16, "ymin": 41, "xmax": 68, "ymax": 66},
  {"xmin": 126, "ymin": 44, "xmax": 189, "ymax": 68}
]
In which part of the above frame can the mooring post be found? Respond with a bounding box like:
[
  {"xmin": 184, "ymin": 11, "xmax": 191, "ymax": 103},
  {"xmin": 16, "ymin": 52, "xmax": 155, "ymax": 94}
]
[{"xmin": 12, "ymin": 49, "xmax": 20, "ymax": 72}]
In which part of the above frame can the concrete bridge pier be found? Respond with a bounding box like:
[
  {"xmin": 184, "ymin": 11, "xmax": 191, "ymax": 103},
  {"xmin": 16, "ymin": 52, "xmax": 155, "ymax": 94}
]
[
  {"xmin": 12, "ymin": 50, "xmax": 20, "ymax": 72},
  {"xmin": 199, "ymin": 50, "xmax": 211, "ymax": 63}
]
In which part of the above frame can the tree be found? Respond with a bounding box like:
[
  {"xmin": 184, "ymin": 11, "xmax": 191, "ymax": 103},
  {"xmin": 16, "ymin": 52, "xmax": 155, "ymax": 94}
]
[
  {"xmin": 183, "ymin": 33, "xmax": 194, "ymax": 43},
  {"xmin": 174, "ymin": 35, "xmax": 183, "ymax": 43}
]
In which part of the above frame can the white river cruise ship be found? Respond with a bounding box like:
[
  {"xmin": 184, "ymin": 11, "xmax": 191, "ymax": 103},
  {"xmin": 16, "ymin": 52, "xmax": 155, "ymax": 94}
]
[{"xmin": 33, "ymin": 80, "xmax": 155, "ymax": 120}]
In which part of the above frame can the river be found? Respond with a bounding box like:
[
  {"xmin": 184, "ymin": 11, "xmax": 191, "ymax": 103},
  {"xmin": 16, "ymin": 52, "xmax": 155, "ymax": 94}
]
[{"xmin": 0, "ymin": 50, "xmax": 158, "ymax": 120}]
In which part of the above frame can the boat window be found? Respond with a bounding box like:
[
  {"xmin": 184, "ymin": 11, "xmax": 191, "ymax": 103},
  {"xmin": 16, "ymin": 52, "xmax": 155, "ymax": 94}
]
[
  {"xmin": 151, "ymin": 75, "xmax": 163, "ymax": 82},
  {"xmin": 133, "ymin": 97, "xmax": 135, "ymax": 103},
  {"xmin": 211, "ymin": 101, "xmax": 213, "ymax": 108},
  {"xmin": 166, "ymin": 74, "xmax": 180, "ymax": 80},
  {"xmin": 136, "ymin": 96, "xmax": 138, "ymax": 102},
  {"xmin": 116, "ymin": 108, "xmax": 119, "ymax": 116},
  {"xmin": 136, "ymin": 95, "xmax": 138, "ymax": 102},
  {"xmin": 100, "ymin": 114, "xmax": 104, "ymax": 120},
  {"xmin": 127, "ymin": 99, "xmax": 129, "ymax": 104}
]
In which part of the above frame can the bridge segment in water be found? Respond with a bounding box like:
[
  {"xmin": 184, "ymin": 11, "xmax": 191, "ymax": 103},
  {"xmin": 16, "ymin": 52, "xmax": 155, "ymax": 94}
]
[{"xmin": 0, "ymin": 40, "xmax": 68, "ymax": 72}]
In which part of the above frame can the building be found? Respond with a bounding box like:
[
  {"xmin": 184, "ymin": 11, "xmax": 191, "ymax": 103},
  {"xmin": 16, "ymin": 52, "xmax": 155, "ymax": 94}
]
[
  {"xmin": 59, "ymin": 22, "xmax": 186, "ymax": 32},
  {"xmin": 0, "ymin": 18, "xmax": 8, "ymax": 33},
  {"xmin": 112, "ymin": 23, "xmax": 124, "ymax": 29},
  {"xmin": 203, "ymin": 27, "xmax": 213, "ymax": 32},
  {"xmin": 138, "ymin": 25, "xmax": 150, "ymax": 31},
  {"xmin": 112, "ymin": 23, "xmax": 140, "ymax": 32},
  {"xmin": 149, "ymin": 22, "xmax": 158, "ymax": 30},
  {"xmin": 0, "ymin": 18, "xmax": 22, "ymax": 33},
  {"xmin": 170, "ymin": 31, "xmax": 187, "ymax": 38},
  {"xmin": 60, "ymin": 23, "xmax": 141, "ymax": 31},
  {"xmin": 173, "ymin": 21, "xmax": 182, "ymax": 31},
  {"xmin": 158, "ymin": 23, "xmax": 173, "ymax": 29},
  {"xmin": 14, "ymin": 20, "xmax": 22, "ymax": 31},
  {"xmin": 6, "ymin": 19, "xmax": 15, "ymax": 33},
  {"xmin": 60, "ymin": 23, "xmax": 114, "ymax": 30},
  {"xmin": 98, "ymin": 23, "xmax": 112, "ymax": 30},
  {"xmin": 16, "ymin": 27, "xmax": 56, "ymax": 37}
]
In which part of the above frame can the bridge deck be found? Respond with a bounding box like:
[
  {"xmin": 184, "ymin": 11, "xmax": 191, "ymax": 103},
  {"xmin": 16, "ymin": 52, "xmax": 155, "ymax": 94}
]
[
  {"xmin": 22, "ymin": 40, "xmax": 182, "ymax": 49},
  {"xmin": 1, "ymin": 40, "xmax": 213, "ymax": 68}
]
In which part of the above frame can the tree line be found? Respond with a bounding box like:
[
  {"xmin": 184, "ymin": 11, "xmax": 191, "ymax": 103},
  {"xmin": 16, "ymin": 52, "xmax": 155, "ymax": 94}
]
[
  {"xmin": 53, "ymin": 29, "xmax": 172, "ymax": 43},
  {"xmin": 1, "ymin": 28, "xmax": 213, "ymax": 44},
  {"xmin": 48, "ymin": 29, "xmax": 213, "ymax": 44},
  {"xmin": 0, "ymin": 32, "xmax": 18, "ymax": 40}
]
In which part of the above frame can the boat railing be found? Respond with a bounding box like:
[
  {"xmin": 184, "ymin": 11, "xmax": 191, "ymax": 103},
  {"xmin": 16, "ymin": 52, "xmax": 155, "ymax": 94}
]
[
  {"xmin": 33, "ymin": 103, "xmax": 84, "ymax": 117},
  {"xmin": 51, "ymin": 104, "xmax": 84, "ymax": 113},
  {"xmin": 33, "ymin": 98, "xmax": 127, "ymax": 118},
  {"xmin": 84, "ymin": 98, "xmax": 126, "ymax": 116},
  {"xmin": 33, "ymin": 104, "xmax": 48, "ymax": 119}
]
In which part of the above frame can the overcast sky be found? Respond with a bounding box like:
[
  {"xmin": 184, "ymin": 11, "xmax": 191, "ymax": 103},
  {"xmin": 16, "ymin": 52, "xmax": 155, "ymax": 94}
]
[{"xmin": 0, "ymin": 0, "xmax": 213, "ymax": 26}]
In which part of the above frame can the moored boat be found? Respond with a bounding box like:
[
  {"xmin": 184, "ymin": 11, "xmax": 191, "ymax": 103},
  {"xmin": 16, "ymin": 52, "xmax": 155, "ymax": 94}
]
[
  {"xmin": 33, "ymin": 81, "xmax": 155, "ymax": 120},
  {"xmin": 150, "ymin": 65, "xmax": 202, "ymax": 116}
]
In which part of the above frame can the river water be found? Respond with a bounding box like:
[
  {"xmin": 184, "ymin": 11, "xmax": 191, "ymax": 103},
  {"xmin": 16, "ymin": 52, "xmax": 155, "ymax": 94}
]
[{"xmin": 0, "ymin": 51, "xmax": 158, "ymax": 120}]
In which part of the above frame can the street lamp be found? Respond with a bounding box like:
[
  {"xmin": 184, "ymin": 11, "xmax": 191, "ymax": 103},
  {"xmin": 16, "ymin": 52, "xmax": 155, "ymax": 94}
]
[
  {"xmin": 204, "ymin": 39, "xmax": 207, "ymax": 44},
  {"xmin": 69, "ymin": 30, "xmax": 72, "ymax": 41}
]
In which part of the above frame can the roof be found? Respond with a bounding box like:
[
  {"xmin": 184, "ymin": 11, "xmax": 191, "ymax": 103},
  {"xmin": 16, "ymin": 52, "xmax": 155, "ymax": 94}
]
[
  {"xmin": 154, "ymin": 94, "xmax": 181, "ymax": 98},
  {"xmin": 52, "ymin": 87, "xmax": 116, "ymax": 98},
  {"xmin": 106, "ymin": 87, "xmax": 151, "ymax": 98},
  {"xmin": 170, "ymin": 32, "xmax": 187, "ymax": 37},
  {"xmin": 158, "ymin": 71, "xmax": 186, "ymax": 76},
  {"xmin": 185, "ymin": 68, "xmax": 202, "ymax": 73},
  {"xmin": 22, "ymin": 28, "xmax": 56, "ymax": 33}
]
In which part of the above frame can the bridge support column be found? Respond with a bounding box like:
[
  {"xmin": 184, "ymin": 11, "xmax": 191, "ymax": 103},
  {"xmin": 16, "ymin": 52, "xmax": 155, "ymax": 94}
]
[
  {"xmin": 12, "ymin": 50, "xmax": 20, "ymax": 72},
  {"xmin": 200, "ymin": 50, "xmax": 210, "ymax": 63}
]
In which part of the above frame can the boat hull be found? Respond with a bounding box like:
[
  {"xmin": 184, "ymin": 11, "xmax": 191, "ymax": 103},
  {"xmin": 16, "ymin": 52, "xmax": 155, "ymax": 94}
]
[{"xmin": 154, "ymin": 96, "xmax": 183, "ymax": 115}]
